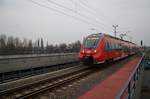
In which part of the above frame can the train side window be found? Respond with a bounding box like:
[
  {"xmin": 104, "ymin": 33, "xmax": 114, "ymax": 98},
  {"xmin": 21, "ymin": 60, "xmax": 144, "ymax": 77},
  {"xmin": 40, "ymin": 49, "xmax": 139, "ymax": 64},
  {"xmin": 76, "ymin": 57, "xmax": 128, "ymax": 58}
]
[
  {"xmin": 110, "ymin": 43, "xmax": 113, "ymax": 50},
  {"xmin": 123, "ymin": 46, "xmax": 126, "ymax": 50},
  {"xmin": 119, "ymin": 44, "xmax": 122, "ymax": 50},
  {"xmin": 107, "ymin": 42, "xmax": 110, "ymax": 50},
  {"xmin": 116, "ymin": 44, "xmax": 119, "ymax": 50},
  {"xmin": 111, "ymin": 43, "xmax": 114, "ymax": 50},
  {"xmin": 105, "ymin": 42, "xmax": 110, "ymax": 51},
  {"xmin": 114, "ymin": 44, "xmax": 116, "ymax": 50},
  {"xmin": 114, "ymin": 44, "xmax": 117, "ymax": 50},
  {"xmin": 117, "ymin": 44, "xmax": 120, "ymax": 50},
  {"xmin": 109, "ymin": 43, "xmax": 112, "ymax": 50},
  {"xmin": 116, "ymin": 44, "xmax": 118, "ymax": 50}
]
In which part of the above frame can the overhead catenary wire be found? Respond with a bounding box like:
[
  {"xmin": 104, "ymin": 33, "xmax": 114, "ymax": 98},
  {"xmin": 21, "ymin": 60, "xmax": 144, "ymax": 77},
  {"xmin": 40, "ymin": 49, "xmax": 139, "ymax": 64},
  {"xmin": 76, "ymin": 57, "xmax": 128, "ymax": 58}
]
[
  {"xmin": 46, "ymin": 0, "xmax": 108, "ymax": 30},
  {"xmin": 78, "ymin": 0, "xmax": 108, "ymax": 19},
  {"xmin": 76, "ymin": 0, "xmax": 113, "ymax": 28},
  {"xmin": 28, "ymin": 0, "xmax": 103, "ymax": 31},
  {"xmin": 70, "ymin": 0, "xmax": 112, "ymax": 29}
]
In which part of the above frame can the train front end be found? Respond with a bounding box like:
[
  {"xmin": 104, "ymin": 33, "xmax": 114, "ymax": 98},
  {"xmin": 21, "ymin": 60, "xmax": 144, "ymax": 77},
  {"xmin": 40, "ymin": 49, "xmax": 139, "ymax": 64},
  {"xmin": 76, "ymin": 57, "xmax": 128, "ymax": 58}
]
[{"xmin": 79, "ymin": 33, "xmax": 103, "ymax": 65}]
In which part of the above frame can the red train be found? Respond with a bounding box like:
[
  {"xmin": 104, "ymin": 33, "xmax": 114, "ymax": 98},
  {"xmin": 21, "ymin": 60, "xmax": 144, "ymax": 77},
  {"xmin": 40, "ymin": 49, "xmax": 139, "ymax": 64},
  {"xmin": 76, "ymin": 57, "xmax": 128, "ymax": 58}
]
[{"xmin": 79, "ymin": 33, "xmax": 137, "ymax": 65}]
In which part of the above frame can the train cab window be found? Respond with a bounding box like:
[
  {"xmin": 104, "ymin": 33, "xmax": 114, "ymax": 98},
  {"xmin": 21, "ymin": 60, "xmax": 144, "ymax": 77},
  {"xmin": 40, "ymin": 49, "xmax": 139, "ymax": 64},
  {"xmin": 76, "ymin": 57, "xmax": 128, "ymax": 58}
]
[{"xmin": 84, "ymin": 35, "xmax": 100, "ymax": 48}]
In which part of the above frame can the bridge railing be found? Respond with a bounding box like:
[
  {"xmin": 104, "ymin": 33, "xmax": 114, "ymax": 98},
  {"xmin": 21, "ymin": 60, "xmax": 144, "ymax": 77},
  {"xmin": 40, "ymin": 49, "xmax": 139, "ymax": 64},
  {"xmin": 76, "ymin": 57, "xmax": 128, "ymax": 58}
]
[{"xmin": 116, "ymin": 55, "xmax": 144, "ymax": 99}]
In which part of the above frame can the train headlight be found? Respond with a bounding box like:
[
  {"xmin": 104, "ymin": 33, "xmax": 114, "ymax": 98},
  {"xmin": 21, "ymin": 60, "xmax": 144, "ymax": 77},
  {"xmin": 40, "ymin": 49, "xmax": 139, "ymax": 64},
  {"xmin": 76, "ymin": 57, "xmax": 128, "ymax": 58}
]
[{"xmin": 94, "ymin": 50, "xmax": 97, "ymax": 53}]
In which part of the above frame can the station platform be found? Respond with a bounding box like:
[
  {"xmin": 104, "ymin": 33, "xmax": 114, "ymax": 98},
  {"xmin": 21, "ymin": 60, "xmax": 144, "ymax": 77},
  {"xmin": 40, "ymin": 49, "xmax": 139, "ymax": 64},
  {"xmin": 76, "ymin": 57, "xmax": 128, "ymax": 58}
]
[{"xmin": 78, "ymin": 56, "xmax": 143, "ymax": 99}]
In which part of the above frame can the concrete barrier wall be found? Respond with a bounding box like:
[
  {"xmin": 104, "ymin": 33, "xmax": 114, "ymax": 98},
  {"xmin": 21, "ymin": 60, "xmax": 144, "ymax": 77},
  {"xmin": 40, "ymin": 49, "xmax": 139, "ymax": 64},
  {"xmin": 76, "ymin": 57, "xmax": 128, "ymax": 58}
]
[{"xmin": 0, "ymin": 53, "xmax": 79, "ymax": 73}]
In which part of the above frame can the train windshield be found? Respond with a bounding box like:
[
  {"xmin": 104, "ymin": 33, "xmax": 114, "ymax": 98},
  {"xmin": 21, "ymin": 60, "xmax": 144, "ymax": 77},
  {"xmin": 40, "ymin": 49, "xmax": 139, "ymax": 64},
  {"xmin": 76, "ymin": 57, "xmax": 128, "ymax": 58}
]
[{"xmin": 84, "ymin": 36, "xmax": 100, "ymax": 48}]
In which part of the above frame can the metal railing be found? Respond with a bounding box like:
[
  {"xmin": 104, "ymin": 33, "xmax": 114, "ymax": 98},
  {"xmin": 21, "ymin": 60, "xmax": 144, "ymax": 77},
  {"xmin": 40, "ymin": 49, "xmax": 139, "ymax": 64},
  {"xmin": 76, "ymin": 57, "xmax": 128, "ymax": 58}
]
[{"xmin": 116, "ymin": 55, "xmax": 144, "ymax": 99}]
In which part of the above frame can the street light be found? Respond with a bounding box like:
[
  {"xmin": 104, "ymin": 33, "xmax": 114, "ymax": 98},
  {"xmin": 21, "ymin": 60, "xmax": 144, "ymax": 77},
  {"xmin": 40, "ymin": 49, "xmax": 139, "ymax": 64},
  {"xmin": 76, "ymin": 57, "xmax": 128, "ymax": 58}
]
[{"xmin": 112, "ymin": 25, "xmax": 118, "ymax": 37}]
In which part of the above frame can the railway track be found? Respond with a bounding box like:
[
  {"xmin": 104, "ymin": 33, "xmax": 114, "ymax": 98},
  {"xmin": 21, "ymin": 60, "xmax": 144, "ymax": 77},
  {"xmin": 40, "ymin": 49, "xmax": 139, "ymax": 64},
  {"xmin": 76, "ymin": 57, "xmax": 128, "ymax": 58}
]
[{"xmin": 0, "ymin": 66, "xmax": 94, "ymax": 99}]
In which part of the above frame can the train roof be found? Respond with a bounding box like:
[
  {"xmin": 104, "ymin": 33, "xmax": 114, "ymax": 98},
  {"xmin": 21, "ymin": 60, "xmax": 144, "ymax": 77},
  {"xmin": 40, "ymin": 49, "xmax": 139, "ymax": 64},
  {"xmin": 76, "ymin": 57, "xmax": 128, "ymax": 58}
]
[
  {"xmin": 104, "ymin": 33, "xmax": 136, "ymax": 45},
  {"xmin": 89, "ymin": 33, "xmax": 136, "ymax": 45}
]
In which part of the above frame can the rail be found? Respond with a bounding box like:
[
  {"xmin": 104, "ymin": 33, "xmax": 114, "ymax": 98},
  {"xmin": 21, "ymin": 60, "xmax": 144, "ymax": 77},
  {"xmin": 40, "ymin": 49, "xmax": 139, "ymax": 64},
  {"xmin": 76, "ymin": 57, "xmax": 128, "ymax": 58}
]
[
  {"xmin": 116, "ymin": 55, "xmax": 144, "ymax": 99},
  {"xmin": 0, "ymin": 66, "xmax": 90, "ymax": 99},
  {"xmin": 0, "ymin": 61, "xmax": 79, "ymax": 83}
]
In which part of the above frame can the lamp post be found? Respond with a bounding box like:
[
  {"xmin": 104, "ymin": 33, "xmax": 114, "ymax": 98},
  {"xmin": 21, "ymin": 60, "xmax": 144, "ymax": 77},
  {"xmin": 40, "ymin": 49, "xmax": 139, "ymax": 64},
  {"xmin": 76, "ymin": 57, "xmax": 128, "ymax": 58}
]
[{"xmin": 112, "ymin": 25, "xmax": 118, "ymax": 37}]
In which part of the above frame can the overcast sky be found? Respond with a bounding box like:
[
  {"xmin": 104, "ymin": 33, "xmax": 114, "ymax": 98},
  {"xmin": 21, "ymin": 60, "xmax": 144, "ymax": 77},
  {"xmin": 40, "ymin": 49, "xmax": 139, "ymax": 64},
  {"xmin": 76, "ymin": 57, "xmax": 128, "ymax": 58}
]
[{"xmin": 0, "ymin": 0, "xmax": 150, "ymax": 46}]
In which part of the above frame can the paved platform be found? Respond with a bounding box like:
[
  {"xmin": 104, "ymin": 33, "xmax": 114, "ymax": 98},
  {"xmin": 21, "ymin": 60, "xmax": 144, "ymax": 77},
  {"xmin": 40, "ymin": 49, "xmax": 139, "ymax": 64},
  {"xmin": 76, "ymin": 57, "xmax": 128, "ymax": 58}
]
[{"xmin": 78, "ymin": 56, "xmax": 142, "ymax": 99}]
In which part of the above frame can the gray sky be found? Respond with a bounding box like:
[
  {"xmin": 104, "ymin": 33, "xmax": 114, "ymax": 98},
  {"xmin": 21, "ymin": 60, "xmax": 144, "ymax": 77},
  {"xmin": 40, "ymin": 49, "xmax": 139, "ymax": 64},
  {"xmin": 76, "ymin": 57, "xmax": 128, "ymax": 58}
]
[{"xmin": 0, "ymin": 0, "xmax": 150, "ymax": 46}]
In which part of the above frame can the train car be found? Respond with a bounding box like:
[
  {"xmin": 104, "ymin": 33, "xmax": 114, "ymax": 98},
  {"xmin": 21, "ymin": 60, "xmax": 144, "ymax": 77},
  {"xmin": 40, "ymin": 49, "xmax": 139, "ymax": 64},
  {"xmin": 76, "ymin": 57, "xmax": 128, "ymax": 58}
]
[{"xmin": 79, "ymin": 33, "xmax": 137, "ymax": 65}]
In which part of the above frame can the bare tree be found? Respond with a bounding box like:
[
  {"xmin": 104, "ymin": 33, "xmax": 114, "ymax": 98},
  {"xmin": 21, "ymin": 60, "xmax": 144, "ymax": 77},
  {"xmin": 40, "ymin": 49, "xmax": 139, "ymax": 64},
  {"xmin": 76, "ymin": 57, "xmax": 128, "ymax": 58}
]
[
  {"xmin": 0, "ymin": 34, "xmax": 81, "ymax": 55},
  {"xmin": 59, "ymin": 43, "xmax": 67, "ymax": 52},
  {"xmin": 0, "ymin": 34, "xmax": 7, "ymax": 48}
]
